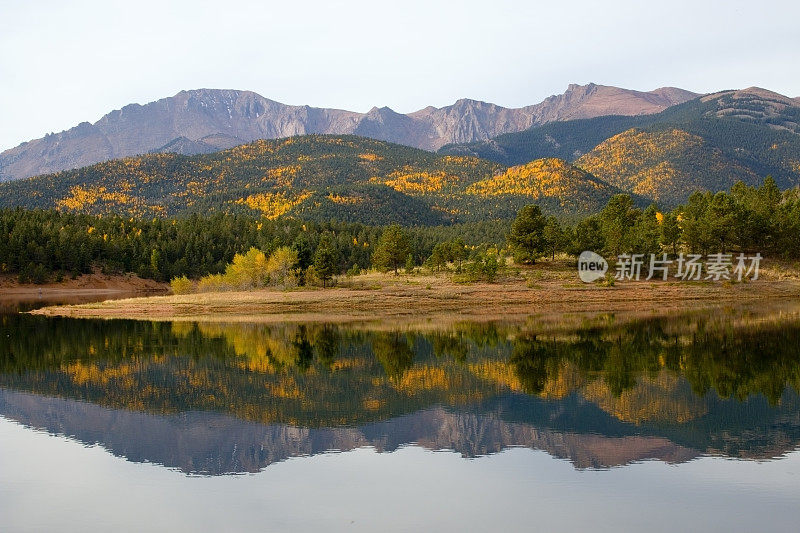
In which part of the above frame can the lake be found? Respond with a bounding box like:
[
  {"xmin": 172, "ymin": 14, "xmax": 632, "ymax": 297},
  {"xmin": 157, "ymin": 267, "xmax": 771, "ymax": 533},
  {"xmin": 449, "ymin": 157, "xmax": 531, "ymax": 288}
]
[{"xmin": 1, "ymin": 301, "xmax": 799, "ymax": 532}]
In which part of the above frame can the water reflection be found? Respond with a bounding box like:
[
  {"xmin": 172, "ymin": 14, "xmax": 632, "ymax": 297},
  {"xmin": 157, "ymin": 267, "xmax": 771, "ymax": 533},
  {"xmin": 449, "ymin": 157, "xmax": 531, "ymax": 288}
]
[{"xmin": 1, "ymin": 305, "xmax": 799, "ymax": 474}]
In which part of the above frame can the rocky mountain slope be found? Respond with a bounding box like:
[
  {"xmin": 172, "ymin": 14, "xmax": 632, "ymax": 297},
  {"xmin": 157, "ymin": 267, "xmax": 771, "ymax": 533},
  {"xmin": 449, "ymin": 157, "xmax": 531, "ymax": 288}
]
[{"xmin": 0, "ymin": 84, "xmax": 697, "ymax": 181}]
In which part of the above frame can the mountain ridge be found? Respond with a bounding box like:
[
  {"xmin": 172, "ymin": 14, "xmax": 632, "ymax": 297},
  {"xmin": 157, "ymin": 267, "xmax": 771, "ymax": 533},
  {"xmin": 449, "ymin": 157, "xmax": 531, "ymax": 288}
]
[
  {"xmin": 0, "ymin": 134, "xmax": 621, "ymax": 223},
  {"xmin": 0, "ymin": 84, "xmax": 698, "ymax": 181},
  {"xmin": 440, "ymin": 87, "xmax": 800, "ymax": 203}
]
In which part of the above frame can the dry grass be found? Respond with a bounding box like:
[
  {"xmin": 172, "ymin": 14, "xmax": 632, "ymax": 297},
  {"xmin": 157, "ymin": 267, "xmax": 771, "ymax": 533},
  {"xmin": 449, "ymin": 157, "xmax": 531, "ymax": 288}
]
[{"xmin": 30, "ymin": 265, "xmax": 800, "ymax": 326}]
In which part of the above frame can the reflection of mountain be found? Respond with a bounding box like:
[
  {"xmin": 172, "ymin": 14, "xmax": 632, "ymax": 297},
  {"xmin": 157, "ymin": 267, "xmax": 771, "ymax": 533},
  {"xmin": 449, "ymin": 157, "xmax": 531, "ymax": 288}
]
[
  {"xmin": 3, "ymin": 382, "xmax": 799, "ymax": 475},
  {"xmin": 3, "ymin": 307, "xmax": 800, "ymax": 474},
  {"xmin": 0, "ymin": 388, "xmax": 698, "ymax": 474}
]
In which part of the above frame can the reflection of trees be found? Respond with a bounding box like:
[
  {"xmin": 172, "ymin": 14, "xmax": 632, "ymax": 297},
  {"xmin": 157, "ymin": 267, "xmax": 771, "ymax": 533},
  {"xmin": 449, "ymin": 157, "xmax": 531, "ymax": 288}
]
[
  {"xmin": 313, "ymin": 326, "xmax": 339, "ymax": 369},
  {"xmin": 508, "ymin": 316, "xmax": 800, "ymax": 405},
  {"xmin": 293, "ymin": 326, "xmax": 314, "ymax": 372},
  {"xmin": 2, "ymin": 310, "xmax": 800, "ymax": 431},
  {"xmin": 372, "ymin": 332, "xmax": 415, "ymax": 379},
  {"xmin": 430, "ymin": 332, "xmax": 470, "ymax": 362},
  {"xmin": 510, "ymin": 337, "xmax": 556, "ymax": 395}
]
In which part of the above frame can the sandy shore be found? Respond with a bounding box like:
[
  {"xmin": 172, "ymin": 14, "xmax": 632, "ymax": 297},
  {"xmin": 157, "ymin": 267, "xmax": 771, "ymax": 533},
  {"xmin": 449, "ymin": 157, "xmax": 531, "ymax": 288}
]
[
  {"xmin": 0, "ymin": 273, "xmax": 168, "ymax": 308},
  {"xmin": 28, "ymin": 270, "xmax": 800, "ymax": 325}
]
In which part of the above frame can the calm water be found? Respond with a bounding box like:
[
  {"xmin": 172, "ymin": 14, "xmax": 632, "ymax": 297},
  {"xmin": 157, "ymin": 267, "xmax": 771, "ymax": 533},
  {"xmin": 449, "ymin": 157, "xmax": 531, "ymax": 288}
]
[{"xmin": 1, "ymin": 303, "xmax": 800, "ymax": 532}]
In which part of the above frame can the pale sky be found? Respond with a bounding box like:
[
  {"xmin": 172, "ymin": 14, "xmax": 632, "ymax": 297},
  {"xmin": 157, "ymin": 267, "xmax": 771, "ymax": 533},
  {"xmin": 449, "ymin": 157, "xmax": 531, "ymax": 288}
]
[{"xmin": 1, "ymin": 0, "xmax": 799, "ymax": 150}]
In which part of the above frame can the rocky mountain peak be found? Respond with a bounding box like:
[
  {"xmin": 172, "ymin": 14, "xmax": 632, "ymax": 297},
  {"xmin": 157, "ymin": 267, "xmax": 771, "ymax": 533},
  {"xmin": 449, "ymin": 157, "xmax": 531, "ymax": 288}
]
[{"xmin": 0, "ymin": 84, "xmax": 700, "ymax": 181}]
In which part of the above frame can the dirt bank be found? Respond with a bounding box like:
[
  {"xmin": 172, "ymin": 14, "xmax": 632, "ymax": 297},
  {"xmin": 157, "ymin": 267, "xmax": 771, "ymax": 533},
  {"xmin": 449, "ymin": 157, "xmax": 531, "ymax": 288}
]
[
  {"xmin": 29, "ymin": 271, "xmax": 800, "ymax": 325},
  {"xmin": 0, "ymin": 273, "xmax": 168, "ymax": 304}
]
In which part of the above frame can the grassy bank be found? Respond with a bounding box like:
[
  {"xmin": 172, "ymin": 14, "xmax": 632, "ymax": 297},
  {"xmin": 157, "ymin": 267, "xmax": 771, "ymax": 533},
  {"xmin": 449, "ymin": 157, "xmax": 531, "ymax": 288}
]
[{"xmin": 29, "ymin": 262, "xmax": 800, "ymax": 326}]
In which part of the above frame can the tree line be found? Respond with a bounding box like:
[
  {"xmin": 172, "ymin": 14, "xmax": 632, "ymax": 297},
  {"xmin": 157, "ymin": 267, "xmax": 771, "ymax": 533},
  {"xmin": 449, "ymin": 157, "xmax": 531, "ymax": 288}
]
[
  {"xmin": 508, "ymin": 177, "xmax": 800, "ymax": 262},
  {"xmin": 0, "ymin": 208, "xmax": 505, "ymax": 284},
  {"xmin": 3, "ymin": 177, "xmax": 799, "ymax": 285}
]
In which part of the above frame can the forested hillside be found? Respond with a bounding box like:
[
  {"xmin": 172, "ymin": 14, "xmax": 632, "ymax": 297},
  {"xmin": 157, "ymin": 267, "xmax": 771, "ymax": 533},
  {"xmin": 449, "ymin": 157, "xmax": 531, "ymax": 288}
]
[
  {"xmin": 439, "ymin": 115, "xmax": 643, "ymax": 165},
  {"xmin": 5, "ymin": 176, "xmax": 800, "ymax": 285},
  {"xmin": 575, "ymin": 129, "xmax": 759, "ymax": 203},
  {"xmin": 0, "ymin": 135, "xmax": 618, "ymax": 223},
  {"xmin": 465, "ymin": 158, "xmax": 627, "ymax": 215},
  {"xmin": 440, "ymin": 88, "xmax": 800, "ymax": 203}
]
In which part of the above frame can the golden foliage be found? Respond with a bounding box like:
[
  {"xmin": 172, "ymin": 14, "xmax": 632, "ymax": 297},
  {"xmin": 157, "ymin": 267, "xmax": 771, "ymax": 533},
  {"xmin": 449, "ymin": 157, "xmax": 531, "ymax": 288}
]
[
  {"xmin": 63, "ymin": 361, "xmax": 136, "ymax": 388},
  {"xmin": 372, "ymin": 168, "xmax": 458, "ymax": 194},
  {"xmin": 582, "ymin": 371, "xmax": 707, "ymax": 424},
  {"xmin": 392, "ymin": 366, "xmax": 449, "ymax": 393},
  {"xmin": 195, "ymin": 246, "xmax": 298, "ymax": 291},
  {"xmin": 468, "ymin": 361, "xmax": 524, "ymax": 392},
  {"xmin": 238, "ymin": 190, "xmax": 311, "ymax": 219},
  {"xmin": 170, "ymin": 275, "xmax": 194, "ymax": 295},
  {"xmin": 57, "ymin": 185, "xmax": 133, "ymax": 210},
  {"xmin": 466, "ymin": 158, "xmax": 603, "ymax": 200},
  {"xmin": 267, "ymin": 165, "xmax": 301, "ymax": 186},
  {"xmin": 440, "ymin": 155, "xmax": 478, "ymax": 166},
  {"xmin": 363, "ymin": 398, "xmax": 386, "ymax": 410},
  {"xmin": 327, "ymin": 193, "xmax": 363, "ymax": 205},
  {"xmin": 538, "ymin": 361, "xmax": 585, "ymax": 399},
  {"xmin": 575, "ymin": 128, "xmax": 758, "ymax": 201}
]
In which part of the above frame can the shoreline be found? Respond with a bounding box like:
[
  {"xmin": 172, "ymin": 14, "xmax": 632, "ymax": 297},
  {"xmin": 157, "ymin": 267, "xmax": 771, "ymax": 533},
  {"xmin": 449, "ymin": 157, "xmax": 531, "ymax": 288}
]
[
  {"xmin": 27, "ymin": 272, "xmax": 800, "ymax": 326},
  {"xmin": 0, "ymin": 273, "xmax": 168, "ymax": 308}
]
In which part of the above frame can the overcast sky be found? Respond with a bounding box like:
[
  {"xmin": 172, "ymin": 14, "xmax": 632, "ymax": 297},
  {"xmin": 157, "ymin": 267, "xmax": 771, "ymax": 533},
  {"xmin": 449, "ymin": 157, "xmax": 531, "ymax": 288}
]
[{"xmin": 1, "ymin": 0, "xmax": 798, "ymax": 150}]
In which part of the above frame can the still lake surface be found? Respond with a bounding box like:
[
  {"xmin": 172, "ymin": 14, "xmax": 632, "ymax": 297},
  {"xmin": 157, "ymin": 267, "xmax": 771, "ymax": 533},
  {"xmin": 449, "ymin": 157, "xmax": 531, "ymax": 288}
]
[{"xmin": 1, "ymin": 299, "xmax": 799, "ymax": 532}]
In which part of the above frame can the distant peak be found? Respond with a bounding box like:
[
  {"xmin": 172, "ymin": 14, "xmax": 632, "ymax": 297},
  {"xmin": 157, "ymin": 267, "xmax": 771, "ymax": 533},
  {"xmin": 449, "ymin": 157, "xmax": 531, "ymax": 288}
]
[
  {"xmin": 365, "ymin": 106, "xmax": 401, "ymax": 118},
  {"xmin": 566, "ymin": 83, "xmax": 596, "ymax": 92},
  {"xmin": 702, "ymin": 87, "xmax": 796, "ymax": 105}
]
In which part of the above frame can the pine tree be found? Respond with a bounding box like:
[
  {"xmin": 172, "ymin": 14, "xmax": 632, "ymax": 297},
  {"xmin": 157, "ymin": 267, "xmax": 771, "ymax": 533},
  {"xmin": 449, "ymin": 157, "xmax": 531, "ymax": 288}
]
[
  {"xmin": 313, "ymin": 233, "xmax": 338, "ymax": 288},
  {"xmin": 372, "ymin": 225, "xmax": 411, "ymax": 275},
  {"xmin": 661, "ymin": 212, "xmax": 682, "ymax": 256},
  {"xmin": 542, "ymin": 216, "xmax": 564, "ymax": 260},
  {"xmin": 508, "ymin": 204, "xmax": 547, "ymax": 264},
  {"xmin": 405, "ymin": 253, "xmax": 415, "ymax": 274}
]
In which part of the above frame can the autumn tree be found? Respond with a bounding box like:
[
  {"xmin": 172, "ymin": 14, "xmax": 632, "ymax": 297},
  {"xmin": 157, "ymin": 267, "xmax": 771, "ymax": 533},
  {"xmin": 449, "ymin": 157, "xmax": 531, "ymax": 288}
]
[{"xmin": 267, "ymin": 246, "xmax": 299, "ymax": 286}]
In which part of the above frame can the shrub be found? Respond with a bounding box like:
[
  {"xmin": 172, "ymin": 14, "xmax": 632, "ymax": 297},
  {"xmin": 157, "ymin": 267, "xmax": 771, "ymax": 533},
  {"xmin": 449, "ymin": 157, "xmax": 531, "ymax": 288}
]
[
  {"xmin": 170, "ymin": 275, "xmax": 194, "ymax": 295},
  {"xmin": 197, "ymin": 273, "xmax": 227, "ymax": 292}
]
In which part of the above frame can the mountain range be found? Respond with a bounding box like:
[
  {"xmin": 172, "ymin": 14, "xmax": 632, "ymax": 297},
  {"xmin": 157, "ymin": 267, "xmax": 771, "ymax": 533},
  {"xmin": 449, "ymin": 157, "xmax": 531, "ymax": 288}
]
[
  {"xmin": 0, "ymin": 84, "xmax": 697, "ymax": 182},
  {"xmin": 0, "ymin": 135, "xmax": 624, "ymax": 224},
  {"xmin": 2, "ymin": 84, "xmax": 800, "ymax": 220},
  {"xmin": 442, "ymin": 87, "xmax": 800, "ymax": 202}
]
